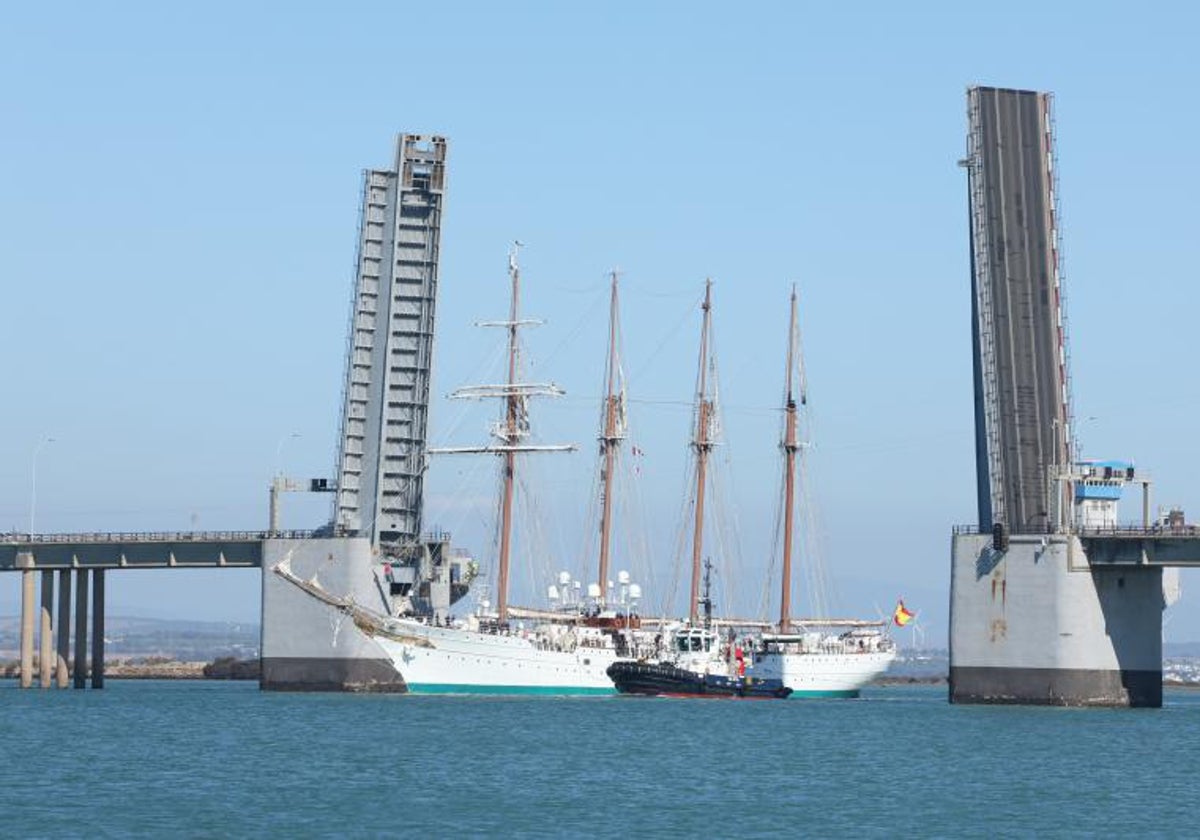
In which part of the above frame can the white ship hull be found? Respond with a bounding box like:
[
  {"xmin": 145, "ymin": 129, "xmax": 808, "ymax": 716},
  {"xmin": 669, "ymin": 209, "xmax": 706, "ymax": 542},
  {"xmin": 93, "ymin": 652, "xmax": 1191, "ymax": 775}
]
[
  {"xmin": 756, "ymin": 647, "xmax": 896, "ymax": 698},
  {"xmin": 374, "ymin": 619, "xmax": 623, "ymax": 695}
]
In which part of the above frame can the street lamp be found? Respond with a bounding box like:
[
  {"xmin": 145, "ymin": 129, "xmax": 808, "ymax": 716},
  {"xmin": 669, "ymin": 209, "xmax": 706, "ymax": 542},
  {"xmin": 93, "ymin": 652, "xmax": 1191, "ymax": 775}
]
[
  {"xmin": 30, "ymin": 436, "xmax": 55, "ymax": 537},
  {"xmin": 269, "ymin": 432, "xmax": 301, "ymax": 534},
  {"xmin": 274, "ymin": 432, "xmax": 301, "ymax": 478}
]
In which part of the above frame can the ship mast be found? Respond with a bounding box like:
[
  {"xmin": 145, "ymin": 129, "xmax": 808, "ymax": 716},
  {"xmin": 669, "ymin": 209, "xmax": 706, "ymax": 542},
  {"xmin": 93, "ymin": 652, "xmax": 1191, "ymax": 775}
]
[
  {"xmin": 689, "ymin": 280, "xmax": 715, "ymax": 626},
  {"xmin": 428, "ymin": 244, "xmax": 574, "ymax": 624},
  {"xmin": 596, "ymin": 270, "xmax": 625, "ymax": 606},
  {"xmin": 779, "ymin": 285, "xmax": 804, "ymax": 632},
  {"xmin": 495, "ymin": 248, "xmax": 523, "ymax": 623}
]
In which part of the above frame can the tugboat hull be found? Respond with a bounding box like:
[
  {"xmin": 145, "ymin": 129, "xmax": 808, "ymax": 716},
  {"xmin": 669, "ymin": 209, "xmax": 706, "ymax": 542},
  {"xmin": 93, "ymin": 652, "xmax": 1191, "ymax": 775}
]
[{"xmin": 607, "ymin": 661, "xmax": 792, "ymax": 699}]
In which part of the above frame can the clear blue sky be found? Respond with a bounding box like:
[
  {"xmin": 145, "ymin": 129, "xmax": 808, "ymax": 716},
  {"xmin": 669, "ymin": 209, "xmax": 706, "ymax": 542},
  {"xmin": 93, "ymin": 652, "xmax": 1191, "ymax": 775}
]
[{"xmin": 3, "ymin": 2, "xmax": 1198, "ymax": 640}]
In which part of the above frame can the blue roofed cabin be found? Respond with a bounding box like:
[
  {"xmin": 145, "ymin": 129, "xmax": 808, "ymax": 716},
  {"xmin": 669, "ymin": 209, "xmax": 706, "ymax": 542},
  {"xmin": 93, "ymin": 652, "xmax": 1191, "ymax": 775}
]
[{"xmin": 1074, "ymin": 460, "xmax": 1135, "ymax": 530}]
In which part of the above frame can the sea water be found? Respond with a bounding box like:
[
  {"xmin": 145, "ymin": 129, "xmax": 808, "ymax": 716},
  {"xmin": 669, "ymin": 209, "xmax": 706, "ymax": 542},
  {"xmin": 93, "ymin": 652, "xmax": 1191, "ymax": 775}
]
[{"xmin": 2, "ymin": 681, "xmax": 1198, "ymax": 837}]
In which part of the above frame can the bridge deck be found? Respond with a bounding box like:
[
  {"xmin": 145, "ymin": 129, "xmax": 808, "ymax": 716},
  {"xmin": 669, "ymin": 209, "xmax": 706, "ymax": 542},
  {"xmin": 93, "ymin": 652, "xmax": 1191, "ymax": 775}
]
[
  {"xmin": 1080, "ymin": 527, "xmax": 1200, "ymax": 567},
  {"xmin": 968, "ymin": 87, "xmax": 1066, "ymax": 533},
  {"xmin": 0, "ymin": 530, "xmax": 316, "ymax": 570},
  {"xmin": 953, "ymin": 525, "xmax": 1200, "ymax": 566}
]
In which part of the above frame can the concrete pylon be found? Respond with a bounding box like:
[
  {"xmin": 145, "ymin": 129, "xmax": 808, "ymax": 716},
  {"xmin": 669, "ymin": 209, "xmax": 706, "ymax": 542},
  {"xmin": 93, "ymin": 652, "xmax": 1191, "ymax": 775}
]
[
  {"xmin": 56, "ymin": 569, "xmax": 71, "ymax": 688},
  {"xmin": 20, "ymin": 568, "xmax": 35, "ymax": 689},
  {"xmin": 73, "ymin": 569, "xmax": 89, "ymax": 689},
  {"xmin": 91, "ymin": 569, "xmax": 105, "ymax": 689},
  {"xmin": 39, "ymin": 570, "xmax": 54, "ymax": 688}
]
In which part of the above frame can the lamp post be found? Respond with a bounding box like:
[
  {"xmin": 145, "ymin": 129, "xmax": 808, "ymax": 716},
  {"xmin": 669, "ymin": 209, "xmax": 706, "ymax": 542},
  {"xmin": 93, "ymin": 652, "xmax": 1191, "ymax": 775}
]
[
  {"xmin": 274, "ymin": 432, "xmax": 301, "ymax": 477},
  {"xmin": 270, "ymin": 432, "xmax": 301, "ymax": 534},
  {"xmin": 30, "ymin": 437, "xmax": 55, "ymax": 537}
]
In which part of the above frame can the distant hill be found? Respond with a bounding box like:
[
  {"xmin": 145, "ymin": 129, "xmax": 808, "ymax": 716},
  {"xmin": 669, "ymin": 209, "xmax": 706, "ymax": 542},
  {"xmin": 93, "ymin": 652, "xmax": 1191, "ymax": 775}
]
[{"xmin": 0, "ymin": 615, "xmax": 259, "ymax": 660}]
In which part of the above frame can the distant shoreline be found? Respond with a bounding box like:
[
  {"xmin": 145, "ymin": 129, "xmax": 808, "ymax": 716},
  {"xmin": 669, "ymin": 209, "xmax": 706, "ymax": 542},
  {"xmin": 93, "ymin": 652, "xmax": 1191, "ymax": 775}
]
[
  {"xmin": 0, "ymin": 657, "xmax": 260, "ymax": 681},
  {"xmin": 4, "ymin": 664, "xmax": 1199, "ymax": 689},
  {"xmin": 874, "ymin": 676, "xmax": 946, "ymax": 686}
]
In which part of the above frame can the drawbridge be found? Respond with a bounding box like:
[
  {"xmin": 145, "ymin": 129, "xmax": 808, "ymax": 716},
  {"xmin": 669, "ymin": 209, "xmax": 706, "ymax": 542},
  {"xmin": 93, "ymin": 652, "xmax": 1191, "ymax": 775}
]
[
  {"xmin": 952, "ymin": 87, "xmax": 1200, "ymax": 707},
  {"xmin": 3, "ymin": 134, "xmax": 456, "ymax": 692}
]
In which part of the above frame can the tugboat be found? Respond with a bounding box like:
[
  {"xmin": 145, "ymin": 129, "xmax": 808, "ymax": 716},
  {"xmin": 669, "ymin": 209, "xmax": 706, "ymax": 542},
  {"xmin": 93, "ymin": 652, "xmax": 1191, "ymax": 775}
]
[
  {"xmin": 607, "ymin": 653, "xmax": 793, "ymax": 699},
  {"xmin": 607, "ymin": 560, "xmax": 792, "ymax": 699}
]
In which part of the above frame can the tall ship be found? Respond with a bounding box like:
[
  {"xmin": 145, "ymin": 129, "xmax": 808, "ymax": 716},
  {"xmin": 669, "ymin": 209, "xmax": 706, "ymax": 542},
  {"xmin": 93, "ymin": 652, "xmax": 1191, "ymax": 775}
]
[
  {"xmin": 608, "ymin": 280, "xmax": 779, "ymax": 699},
  {"xmin": 751, "ymin": 287, "xmax": 896, "ymax": 697},
  {"xmin": 609, "ymin": 282, "xmax": 894, "ymax": 698},
  {"xmin": 368, "ymin": 249, "xmax": 647, "ymax": 694}
]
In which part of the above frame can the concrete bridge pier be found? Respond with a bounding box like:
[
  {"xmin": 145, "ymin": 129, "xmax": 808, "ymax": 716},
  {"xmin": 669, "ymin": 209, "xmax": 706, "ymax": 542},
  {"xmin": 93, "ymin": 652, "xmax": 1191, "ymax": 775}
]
[
  {"xmin": 39, "ymin": 570, "xmax": 54, "ymax": 687},
  {"xmin": 56, "ymin": 569, "xmax": 71, "ymax": 688},
  {"xmin": 73, "ymin": 568, "xmax": 88, "ymax": 689},
  {"xmin": 91, "ymin": 570, "xmax": 105, "ymax": 688},
  {"xmin": 950, "ymin": 533, "xmax": 1164, "ymax": 706},
  {"xmin": 19, "ymin": 565, "xmax": 35, "ymax": 688},
  {"xmin": 261, "ymin": 537, "xmax": 407, "ymax": 692}
]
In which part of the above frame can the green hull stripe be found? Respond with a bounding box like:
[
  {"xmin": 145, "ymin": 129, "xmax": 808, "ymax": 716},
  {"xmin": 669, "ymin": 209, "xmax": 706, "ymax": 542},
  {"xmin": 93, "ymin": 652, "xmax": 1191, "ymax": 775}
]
[
  {"xmin": 406, "ymin": 683, "xmax": 616, "ymax": 696},
  {"xmin": 789, "ymin": 689, "xmax": 860, "ymax": 698}
]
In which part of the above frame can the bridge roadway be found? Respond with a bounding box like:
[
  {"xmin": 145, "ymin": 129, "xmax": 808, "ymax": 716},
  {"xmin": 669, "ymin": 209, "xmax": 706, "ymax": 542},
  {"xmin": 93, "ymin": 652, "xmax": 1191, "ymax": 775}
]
[
  {"xmin": 955, "ymin": 525, "xmax": 1200, "ymax": 566},
  {"xmin": 1079, "ymin": 527, "xmax": 1200, "ymax": 566},
  {"xmin": 1, "ymin": 529, "xmax": 316, "ymax": 570},
  {"xmin": 1, "ymin": 529, "xmax": 317, "ymax": 692},
  {"xmin": 971, "ymin": 87, "xmax": 1065, "ymax": 533}
]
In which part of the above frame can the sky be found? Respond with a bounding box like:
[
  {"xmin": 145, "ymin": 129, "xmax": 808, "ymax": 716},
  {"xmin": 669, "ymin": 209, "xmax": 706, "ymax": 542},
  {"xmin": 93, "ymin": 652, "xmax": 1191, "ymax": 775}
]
[{"xmin": 2, "ymin": 1, "xmax": 1199, "ymax": 641}]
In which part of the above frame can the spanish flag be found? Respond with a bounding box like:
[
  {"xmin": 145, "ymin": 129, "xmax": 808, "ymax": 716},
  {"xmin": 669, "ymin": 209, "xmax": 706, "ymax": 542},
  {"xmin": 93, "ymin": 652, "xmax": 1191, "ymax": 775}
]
[{"xmin": 893, "ymin": 600, "xmax": 915, "ymax": 627}]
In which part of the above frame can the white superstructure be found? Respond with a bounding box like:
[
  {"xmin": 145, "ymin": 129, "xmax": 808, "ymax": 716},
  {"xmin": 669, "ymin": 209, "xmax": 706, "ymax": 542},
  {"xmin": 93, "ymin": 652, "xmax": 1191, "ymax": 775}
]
[
  {"xmin": 753, "ymin": 288, "xmax": 898, "ymax": 697},
  {"xmin": 375, "ymin": 616, "xmax": 627, "ymax": 695},
  {"xmin": 754, "ymin": 629, "xmax": 896, "ymax": 698}
]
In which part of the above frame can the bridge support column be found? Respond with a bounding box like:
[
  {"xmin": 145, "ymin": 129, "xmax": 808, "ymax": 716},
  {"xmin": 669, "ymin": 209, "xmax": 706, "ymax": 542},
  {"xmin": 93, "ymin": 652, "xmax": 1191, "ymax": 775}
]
[
  {"xmin": 261, "ymin": 537, "xmax": 407, "ymax": 692},
  {"xmin": 20, "ymin": 567, "xmax": 35, "ymax": 689},
  {"xmin": 91, "ymin": 570, "xmax": 105, "ymax": 689},
  {"xmin": 40, "ymin": 570, "xmax": 54, "ymax": 688},
  {"xmin": 56, "ymin": 569, "xmax": 71, "ymax": 688},
  {"xmin": 73, "ymin": 568, "xmax": 89, "ymax": 689},
  {"xmin": 950, "ymin": 533, "xmax": 1163, "ymax": 707}
]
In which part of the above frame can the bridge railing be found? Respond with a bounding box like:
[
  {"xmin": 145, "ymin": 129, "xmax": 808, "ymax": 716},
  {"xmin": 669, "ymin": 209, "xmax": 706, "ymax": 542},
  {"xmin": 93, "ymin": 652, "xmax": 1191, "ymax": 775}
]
[
  {"xmin": 951, "ymin": 525, "xmax": 1070, "ymax": 536},
  {"xmin": 1, "ymin": 530, "xmax": 319, "ymax": 545},
  {"xmin": 1077, "ymin": 525, "xmax": 1200, "ymax": 538},
  {"xmin": 952, "ymin": 524, "xmax": 1200, "ymax": 538}
]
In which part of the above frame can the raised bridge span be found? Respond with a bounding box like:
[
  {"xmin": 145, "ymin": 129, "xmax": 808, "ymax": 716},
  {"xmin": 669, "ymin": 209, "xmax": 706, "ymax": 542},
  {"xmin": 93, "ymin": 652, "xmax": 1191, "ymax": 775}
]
[{"xmin": 965, "ymin": 86, "xmax": 1071, "ymax": 535}]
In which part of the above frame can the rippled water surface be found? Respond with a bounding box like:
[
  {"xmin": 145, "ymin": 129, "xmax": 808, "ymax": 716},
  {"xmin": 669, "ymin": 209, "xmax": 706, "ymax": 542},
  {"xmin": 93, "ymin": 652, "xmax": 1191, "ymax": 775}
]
[{"xmin": 3, "ymin": 681, "xmax": 1198, "ymax": 837}]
